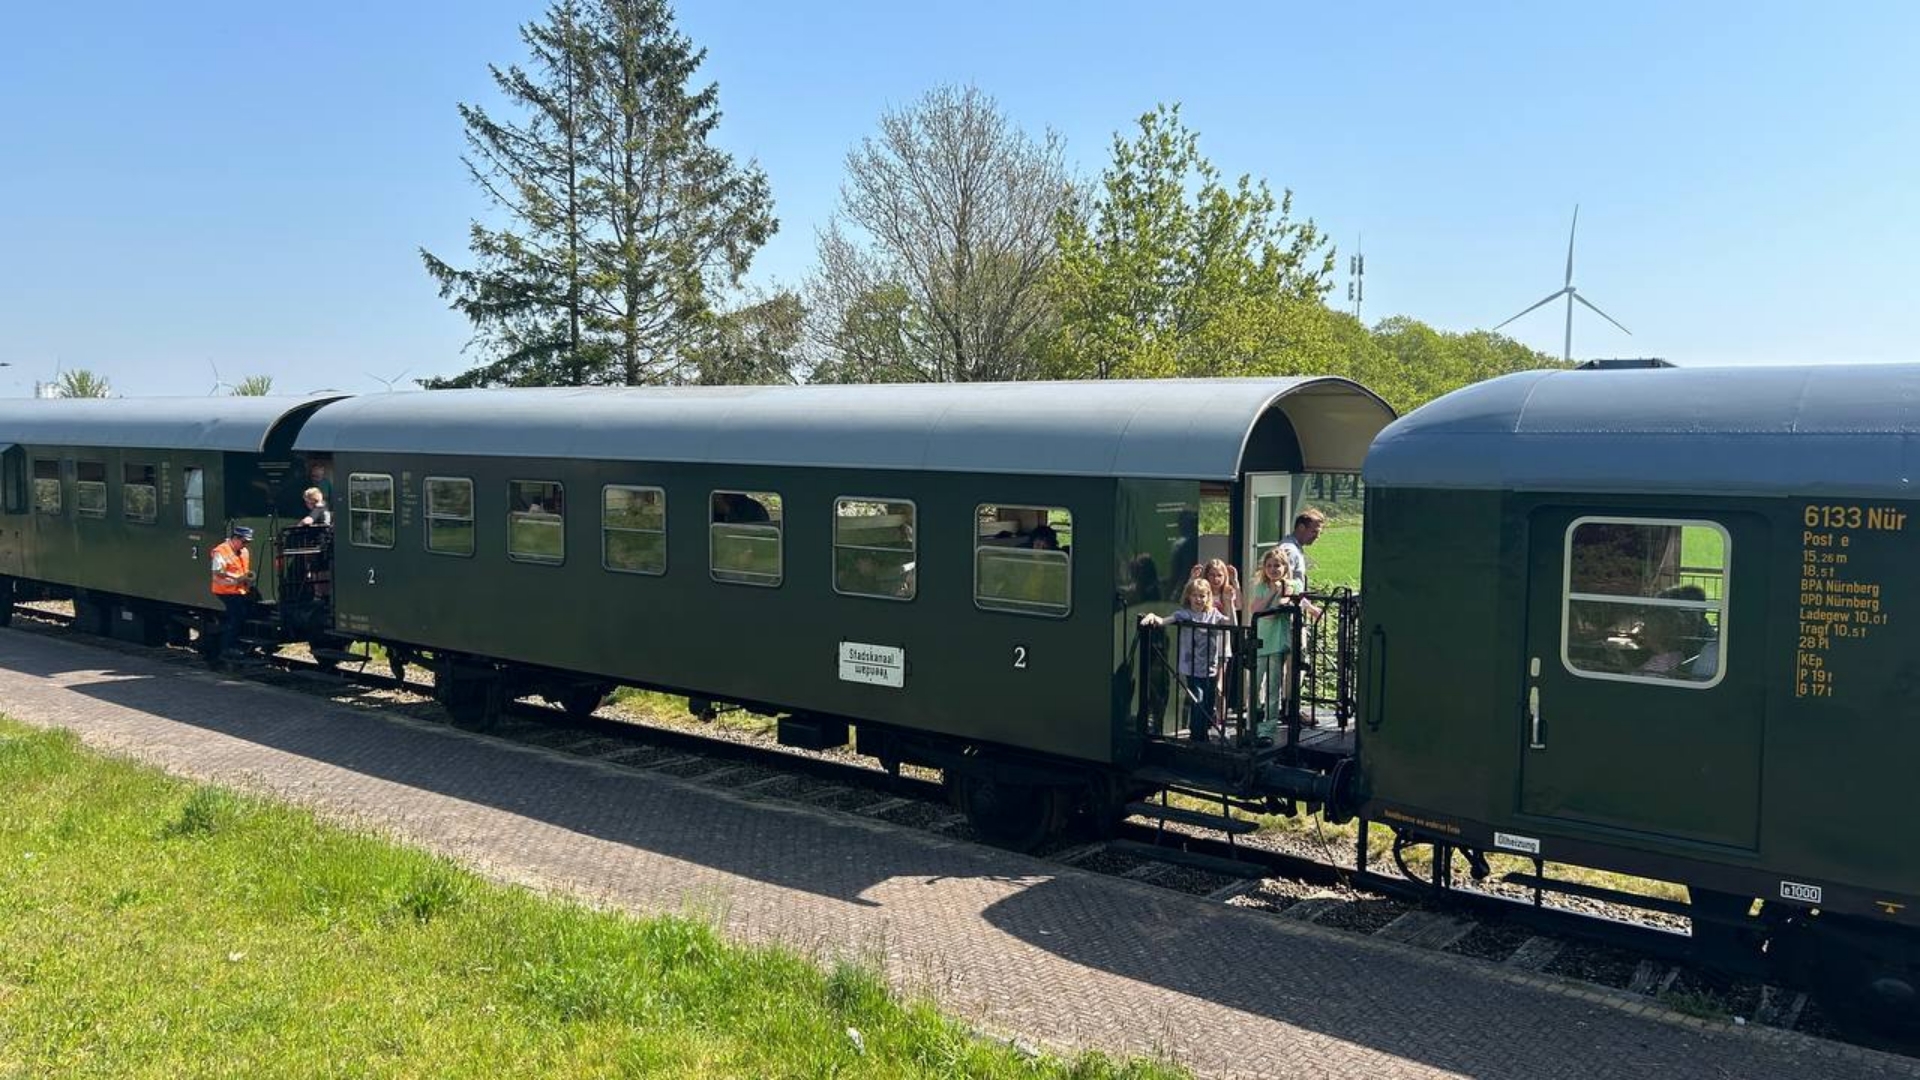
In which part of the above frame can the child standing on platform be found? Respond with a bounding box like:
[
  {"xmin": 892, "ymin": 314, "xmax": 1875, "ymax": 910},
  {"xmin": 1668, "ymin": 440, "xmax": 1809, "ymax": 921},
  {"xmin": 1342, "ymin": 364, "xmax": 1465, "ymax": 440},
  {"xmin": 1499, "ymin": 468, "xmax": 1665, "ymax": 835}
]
[{"xmin": 1141, "ymin": 578, "xmax": 1232, "ymax": 743}]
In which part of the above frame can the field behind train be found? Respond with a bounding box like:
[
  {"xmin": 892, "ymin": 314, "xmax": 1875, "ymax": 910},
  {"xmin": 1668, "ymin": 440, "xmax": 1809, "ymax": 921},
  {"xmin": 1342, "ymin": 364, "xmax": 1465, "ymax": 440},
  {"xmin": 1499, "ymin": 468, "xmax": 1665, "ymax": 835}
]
[
  {"xmin": 1305, "ymin": 519, "xmax": 1362, "ymax": 591},
  {"xmin": 0, "ymin": 719, "xmax": 1179, "ymax": 1080}
]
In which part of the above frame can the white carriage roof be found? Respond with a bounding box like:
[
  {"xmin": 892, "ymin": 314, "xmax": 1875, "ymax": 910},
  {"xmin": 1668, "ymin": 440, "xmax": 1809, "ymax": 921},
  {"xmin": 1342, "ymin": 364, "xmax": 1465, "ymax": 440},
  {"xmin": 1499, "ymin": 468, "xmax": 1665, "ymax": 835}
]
[
  {"xmin": 0, "ymin": 395, "xmax": 346, "ymax": 453},
  {"xmin": 1366, "ymin": 363, "xmax": 1920, "ymax": 498},
  {"xmin": 294, "ymin": 378, "xmax": 1395, "ymax": 480}
]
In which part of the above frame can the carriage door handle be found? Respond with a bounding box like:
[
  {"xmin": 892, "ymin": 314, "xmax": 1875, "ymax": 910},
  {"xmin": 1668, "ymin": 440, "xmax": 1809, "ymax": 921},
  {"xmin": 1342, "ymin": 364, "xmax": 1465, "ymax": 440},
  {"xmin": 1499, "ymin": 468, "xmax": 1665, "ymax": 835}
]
[{"xmin": 1526, "ymin": 656, "xmax": 1545, "ymax": 750}]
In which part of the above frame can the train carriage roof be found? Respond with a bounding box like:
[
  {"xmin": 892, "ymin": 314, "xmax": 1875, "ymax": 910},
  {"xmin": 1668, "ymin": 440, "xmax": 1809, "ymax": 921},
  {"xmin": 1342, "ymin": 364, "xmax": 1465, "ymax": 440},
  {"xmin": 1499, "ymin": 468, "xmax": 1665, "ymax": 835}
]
[
  {"xmin": 0, "ymin": 395, "xmax": 347, "ymax": 452},
  {"xmin": 1366, "ymin": 363, "xmax": 1920, "ymax": 498},
  {"xmin": 294, "ymin": 378, "xmax": 1393, "ymax": 480}
]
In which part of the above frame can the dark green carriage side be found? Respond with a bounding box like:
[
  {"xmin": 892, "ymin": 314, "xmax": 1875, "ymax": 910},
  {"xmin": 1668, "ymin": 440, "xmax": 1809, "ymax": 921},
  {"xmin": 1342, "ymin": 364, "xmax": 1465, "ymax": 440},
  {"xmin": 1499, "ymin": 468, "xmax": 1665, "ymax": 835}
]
[
  {"xmin": 297, "ymin": 379, "xmax": 1393, "ymax": 771},
  {"xmin": 0, "ymin": 397, "xmax": 343, "ymax": 616},
  {"xmin": 325, "ymin": 455, "xmax": 1123, "ymax": 763},
  {"xmin": 1359, "ymin": 364, "xmax": 1920, "ymax": 928}
]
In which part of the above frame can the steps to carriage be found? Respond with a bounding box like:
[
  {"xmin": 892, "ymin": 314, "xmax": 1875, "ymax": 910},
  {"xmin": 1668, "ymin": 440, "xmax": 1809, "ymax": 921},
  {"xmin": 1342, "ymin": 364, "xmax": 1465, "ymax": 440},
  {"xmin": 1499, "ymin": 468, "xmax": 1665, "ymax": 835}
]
[
  {"xmin": 310, "ymin": 647, "xmax": 365, "ymax": 666},
  {"xmin": 1125, "ymin": 799, "xmax": 1259, "ymax": 835}
]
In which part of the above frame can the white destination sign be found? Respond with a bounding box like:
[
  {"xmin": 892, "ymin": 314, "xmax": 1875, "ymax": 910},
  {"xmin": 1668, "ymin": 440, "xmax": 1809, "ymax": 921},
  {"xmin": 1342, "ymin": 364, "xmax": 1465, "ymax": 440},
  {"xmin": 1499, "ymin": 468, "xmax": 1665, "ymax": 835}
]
[{"xmin": 838, "ymin": 641, "xmax": 904, "ymax": 688}]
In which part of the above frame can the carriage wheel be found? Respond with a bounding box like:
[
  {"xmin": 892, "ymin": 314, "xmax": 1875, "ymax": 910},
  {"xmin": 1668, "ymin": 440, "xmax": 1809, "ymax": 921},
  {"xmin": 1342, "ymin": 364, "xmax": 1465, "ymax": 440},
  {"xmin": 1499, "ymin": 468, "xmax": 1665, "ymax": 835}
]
[
  {"xmin": 557, "ymin": 683, "xmax": 612, "ymax": 720},
  {"xmin": 955, "ymin": 774, "xmax": 1066, "ymax": 852}
]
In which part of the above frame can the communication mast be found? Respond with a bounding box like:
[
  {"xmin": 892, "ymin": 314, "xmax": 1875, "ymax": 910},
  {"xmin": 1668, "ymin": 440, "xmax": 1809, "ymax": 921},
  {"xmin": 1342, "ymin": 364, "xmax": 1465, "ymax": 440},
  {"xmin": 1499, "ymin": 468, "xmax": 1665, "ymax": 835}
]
[{"xmin": 1346, "ymin": 236, "xmax": 1365, "ymax": 321}]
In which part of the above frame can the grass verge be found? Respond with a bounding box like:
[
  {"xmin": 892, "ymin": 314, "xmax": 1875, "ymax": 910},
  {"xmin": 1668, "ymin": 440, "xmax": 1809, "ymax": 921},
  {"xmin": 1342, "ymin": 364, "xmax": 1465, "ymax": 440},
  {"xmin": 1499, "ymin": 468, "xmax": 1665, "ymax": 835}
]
[{"xmin": 0, "ymin": 719, "xmax": 1181, "ymax": 1079}]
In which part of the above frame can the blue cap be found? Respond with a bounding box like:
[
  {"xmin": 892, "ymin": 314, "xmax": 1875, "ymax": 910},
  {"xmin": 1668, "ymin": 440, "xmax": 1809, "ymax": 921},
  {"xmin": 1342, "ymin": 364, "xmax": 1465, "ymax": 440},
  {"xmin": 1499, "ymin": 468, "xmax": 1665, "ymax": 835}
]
[{"xmin": 231, "ymin": 525, "xmax": 254, "ymax": 540}]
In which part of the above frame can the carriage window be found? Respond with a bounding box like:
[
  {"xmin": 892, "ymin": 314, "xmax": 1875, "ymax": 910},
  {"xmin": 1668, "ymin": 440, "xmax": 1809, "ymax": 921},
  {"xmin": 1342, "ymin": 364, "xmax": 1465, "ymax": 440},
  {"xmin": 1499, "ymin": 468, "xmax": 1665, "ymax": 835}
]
[
  {"xmin": 509, "ymin": 480, "xmax": 564, "ymax": 564},
  {"xmin": 73, "ymin": 461, "xmax": 107, "ymax": 518},
  {"xmin": 183, "ymin": 466, "xmax": 205, "ymax": 527},
  {"xmin": 425, "ymin": 477, "xmax": 474, "ymax": 556},
  {"xmin": 975, "ymin": 504, "xmax": 1072, "ymax": 617},
  {"xmin": 710, "ymin": 490, "xmax": 781, "ymax": 586},
  {"xmin": 1563, "ymin": 517, "xmax": 1727, "ymax": 687},
  {"xmin": 347, "ymin": 473, "xmax": 396, "ymax": 548},
  {"xmin": 834, "ymin": 498, "xmax": 915, "ymax": 600},
  {"xmin": 604, "ymin": 486, "xmax": 665, "ymax": 575},
  {"xmin": 32, "ymin": 459, "xmax": 61, "ymax": 515},
  {"xmin": 123, "ymin": 463, "xmax": 157, "ymax": 524}
]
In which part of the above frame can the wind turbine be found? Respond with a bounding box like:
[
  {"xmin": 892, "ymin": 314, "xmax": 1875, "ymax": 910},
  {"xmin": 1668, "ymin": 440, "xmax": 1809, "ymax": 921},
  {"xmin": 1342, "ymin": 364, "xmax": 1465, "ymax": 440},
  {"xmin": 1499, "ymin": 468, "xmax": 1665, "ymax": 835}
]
[
  {"xmin": 1493, "ymin": 205, "xmax": 1632, "ymax": 363},
  {"xmin": 207, "ymin": 359, "xmax": 236, "ymax": 396},
  {"xmin": 365, "ymin": 369, "xmax": 413, "ymax": 393}
]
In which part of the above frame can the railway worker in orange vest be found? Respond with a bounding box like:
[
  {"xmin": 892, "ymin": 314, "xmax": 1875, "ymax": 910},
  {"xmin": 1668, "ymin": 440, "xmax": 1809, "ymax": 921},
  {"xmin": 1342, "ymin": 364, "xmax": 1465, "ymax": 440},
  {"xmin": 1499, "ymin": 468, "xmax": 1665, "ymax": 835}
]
[{"xmin": 210, "ymin": 525, "xmax": 255, "ymax": 663}]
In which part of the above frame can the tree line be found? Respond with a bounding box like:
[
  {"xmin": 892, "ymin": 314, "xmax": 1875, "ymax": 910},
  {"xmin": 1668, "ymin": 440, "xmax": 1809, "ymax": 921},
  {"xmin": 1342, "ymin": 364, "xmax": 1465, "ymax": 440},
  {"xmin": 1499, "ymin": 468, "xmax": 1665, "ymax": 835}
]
[
  {"xmin": 53, "ymin": 1, "xmax": 1562, "ymax": 410},
  {"xmin": 40, "ymin": 370, "xmax": 274, "ymax": 399},
  {"xmin": 421, "ymin": 2, "xmax": 1564, "ymax": 412}
]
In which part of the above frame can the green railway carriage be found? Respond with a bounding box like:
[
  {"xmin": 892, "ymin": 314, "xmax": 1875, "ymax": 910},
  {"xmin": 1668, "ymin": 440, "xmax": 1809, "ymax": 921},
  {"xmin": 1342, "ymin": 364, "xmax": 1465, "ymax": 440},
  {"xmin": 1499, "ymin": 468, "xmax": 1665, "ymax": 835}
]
[
  {"xmin": 1360, "ymin": 362, "xmax": 1920, "ymax": 1006},
  {"xmin": 0, "ymin": 396, "xmax": 342, "ymax": 637},
  {"xmin": 290, "ymin": 379, "xmax": 1392, "ymax": 825}
]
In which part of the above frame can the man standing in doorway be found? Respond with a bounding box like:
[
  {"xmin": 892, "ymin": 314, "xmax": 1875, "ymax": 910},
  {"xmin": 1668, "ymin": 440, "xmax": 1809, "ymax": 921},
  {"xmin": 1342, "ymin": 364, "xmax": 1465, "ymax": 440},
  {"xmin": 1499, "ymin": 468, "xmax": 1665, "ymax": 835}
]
[
  {"xmin": 210, "ymin": 525, "xmax": 255, "ymax": 664},
  {"xmin": 1278, "ymin": 508, "xmax": 1326, "ymax": 621}
]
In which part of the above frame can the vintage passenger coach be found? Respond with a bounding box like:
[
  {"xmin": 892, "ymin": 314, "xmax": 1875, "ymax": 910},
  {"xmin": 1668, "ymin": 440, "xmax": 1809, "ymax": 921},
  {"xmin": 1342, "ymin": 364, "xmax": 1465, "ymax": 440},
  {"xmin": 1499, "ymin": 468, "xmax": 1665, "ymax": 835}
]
[
  {"xmin": 1360, "ymin": 362, "xmax": 1920, "ymax": 1014},
  {"xmin": 0, "ymin": 395, "xmax": 342, "ymax": 640},
  {"xmin": 288, "ymin": 378, "xmax": 1393, "ymax": 841}
]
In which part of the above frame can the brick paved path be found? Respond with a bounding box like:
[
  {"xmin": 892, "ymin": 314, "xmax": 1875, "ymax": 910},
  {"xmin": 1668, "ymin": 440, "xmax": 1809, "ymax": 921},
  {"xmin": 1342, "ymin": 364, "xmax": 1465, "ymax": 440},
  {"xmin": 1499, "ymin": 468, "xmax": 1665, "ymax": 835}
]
[{"xmin": 1, "ymin": 627, "xmax": 1912, "ymax": 1080}]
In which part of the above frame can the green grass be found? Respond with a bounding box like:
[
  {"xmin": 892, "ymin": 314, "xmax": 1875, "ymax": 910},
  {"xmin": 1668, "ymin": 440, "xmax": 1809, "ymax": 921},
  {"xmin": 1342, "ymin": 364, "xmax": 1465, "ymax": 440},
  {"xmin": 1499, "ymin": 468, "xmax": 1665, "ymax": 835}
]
[
  {"xmin": 0, "ymin": 719, "xmax": 1182, "ymax": 1079},
  {"xmin": 1304, "ymin": 523, "xmax": 1362, "ymax": 592}
]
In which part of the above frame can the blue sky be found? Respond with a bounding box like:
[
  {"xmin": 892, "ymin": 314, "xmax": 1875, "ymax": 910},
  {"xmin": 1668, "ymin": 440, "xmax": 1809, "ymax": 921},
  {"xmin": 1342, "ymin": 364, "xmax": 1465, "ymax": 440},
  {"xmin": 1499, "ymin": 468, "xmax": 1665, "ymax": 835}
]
[{"xmin": 2, "ymin": 1, "xmax": 1914, "ymax": 396}]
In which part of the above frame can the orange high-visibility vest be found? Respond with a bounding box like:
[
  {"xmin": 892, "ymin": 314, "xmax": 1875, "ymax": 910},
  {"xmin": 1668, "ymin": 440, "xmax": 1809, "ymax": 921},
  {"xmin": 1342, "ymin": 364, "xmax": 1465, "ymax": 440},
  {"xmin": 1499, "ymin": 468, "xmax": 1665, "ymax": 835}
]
[{"xmin": 210, "ymin": 540, "xmax": 251, "ymax": 596}]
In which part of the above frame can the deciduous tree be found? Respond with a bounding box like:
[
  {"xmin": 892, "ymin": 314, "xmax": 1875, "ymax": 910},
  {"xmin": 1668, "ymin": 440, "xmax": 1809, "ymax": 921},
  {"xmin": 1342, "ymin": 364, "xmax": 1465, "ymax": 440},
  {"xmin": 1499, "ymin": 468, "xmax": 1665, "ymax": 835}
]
[
  {"xmin": 808, "ymin": 85, "xmax": 1069, "ymax": 383},
  {"xmin": 1045, "ymin": 104, "xmax": 1333, "ymax": 380},
  {"xmin": 1353, "ymin": 316, "xmax": 1564, "ymax": 413}
]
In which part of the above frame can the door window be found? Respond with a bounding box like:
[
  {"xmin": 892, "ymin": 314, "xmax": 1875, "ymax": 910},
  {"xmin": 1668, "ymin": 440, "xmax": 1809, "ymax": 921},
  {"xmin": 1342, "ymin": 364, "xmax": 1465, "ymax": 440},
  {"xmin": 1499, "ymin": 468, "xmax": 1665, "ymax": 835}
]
[
  {"xmin": 183, "ymin": 467, "xmax": 205, "ymax": 528},
  {"xmin": 1562, "ymin": 517, "xmax": 1727, "ymax": 687}
]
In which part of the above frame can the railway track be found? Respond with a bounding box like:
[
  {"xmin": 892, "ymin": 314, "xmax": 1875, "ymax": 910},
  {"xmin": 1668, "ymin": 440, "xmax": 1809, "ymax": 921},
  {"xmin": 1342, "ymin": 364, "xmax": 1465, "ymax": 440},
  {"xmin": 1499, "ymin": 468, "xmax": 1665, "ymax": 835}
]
[{"xmin": 2, "ymin": 604, "xmax": 1869, "ymax": 1050}]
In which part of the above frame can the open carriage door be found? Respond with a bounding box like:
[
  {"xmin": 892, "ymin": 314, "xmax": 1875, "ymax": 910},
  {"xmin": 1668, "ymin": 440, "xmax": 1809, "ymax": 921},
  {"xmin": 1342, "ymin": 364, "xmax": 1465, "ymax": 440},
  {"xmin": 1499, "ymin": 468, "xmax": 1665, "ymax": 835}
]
[
  {"xmin": 1519, "ymin": 507, "xmax": 1765, "ymax": 850},
  {"xmin": 1243, "ymin": 474, "xmax": 1291, "ymax": 586}
]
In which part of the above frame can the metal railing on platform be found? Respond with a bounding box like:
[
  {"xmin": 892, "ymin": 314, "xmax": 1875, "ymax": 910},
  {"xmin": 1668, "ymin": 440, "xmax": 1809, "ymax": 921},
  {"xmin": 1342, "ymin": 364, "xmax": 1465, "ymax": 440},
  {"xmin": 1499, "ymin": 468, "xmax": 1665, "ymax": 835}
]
[{"xmin": 1134, "ymin": 589, "xmax": 1361, "ymax": 756}]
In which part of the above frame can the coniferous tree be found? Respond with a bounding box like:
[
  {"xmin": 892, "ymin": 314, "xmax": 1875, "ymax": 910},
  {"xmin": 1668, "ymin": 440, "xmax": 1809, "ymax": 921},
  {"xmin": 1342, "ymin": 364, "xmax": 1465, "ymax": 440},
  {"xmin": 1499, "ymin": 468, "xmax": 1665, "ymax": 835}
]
[
  {"xmin": 685, "ymin": 289, "xmax": 804, "ymax": 385},
  {"xmin": 423, "ymin": 0, "xmax": 775, "ymax": 387}
]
